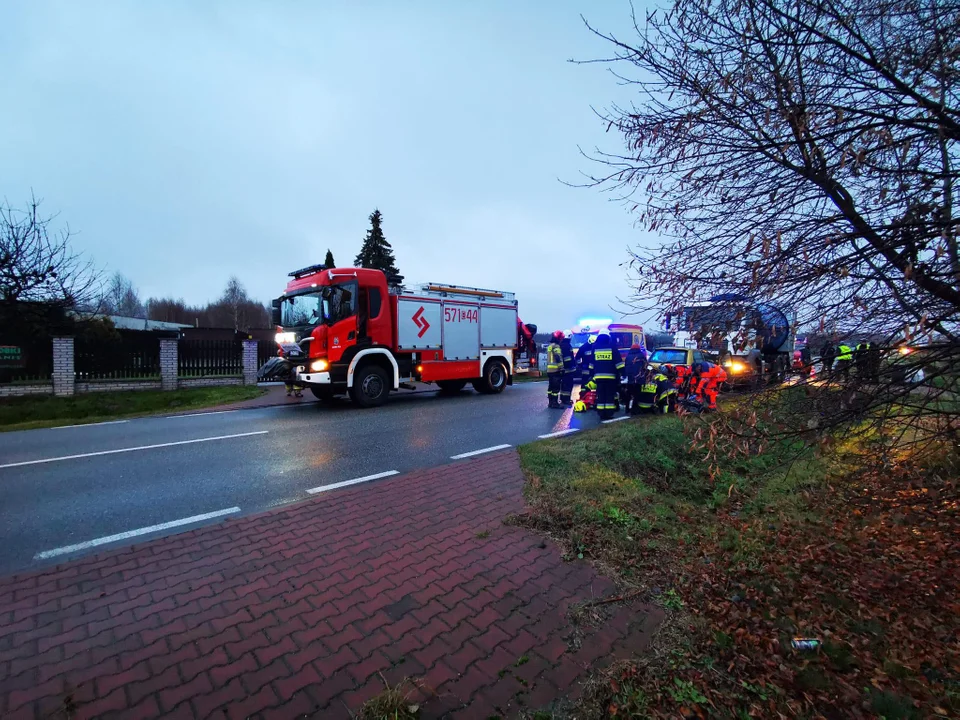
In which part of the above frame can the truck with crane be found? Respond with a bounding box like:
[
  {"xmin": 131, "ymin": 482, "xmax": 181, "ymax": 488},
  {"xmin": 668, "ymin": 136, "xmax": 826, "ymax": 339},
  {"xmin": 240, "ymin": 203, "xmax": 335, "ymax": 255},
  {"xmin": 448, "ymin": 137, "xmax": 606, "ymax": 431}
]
[{"xmin": 269, "ymin": 264, "xmax": 526, "ymax": 407}]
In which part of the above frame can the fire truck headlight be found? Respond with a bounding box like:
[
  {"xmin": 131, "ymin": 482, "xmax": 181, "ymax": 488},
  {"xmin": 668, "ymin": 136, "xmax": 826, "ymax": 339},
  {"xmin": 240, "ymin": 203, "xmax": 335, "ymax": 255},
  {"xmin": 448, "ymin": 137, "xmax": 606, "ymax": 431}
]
[
  {"xmin": 275, "ymin": 331, "xmax": 296, "ymax": 344},
  {"xmin": 310, "ymin": 359, "xmax": 329, "ymax": 372}
]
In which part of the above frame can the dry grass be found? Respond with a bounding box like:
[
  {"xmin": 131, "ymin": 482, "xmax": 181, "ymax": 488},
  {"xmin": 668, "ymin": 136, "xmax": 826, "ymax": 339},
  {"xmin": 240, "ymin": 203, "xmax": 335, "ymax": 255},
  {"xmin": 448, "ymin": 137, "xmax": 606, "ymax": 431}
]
[{"xmin": 356, "ymin": 676, "xmax": 421, "ymax": 720}]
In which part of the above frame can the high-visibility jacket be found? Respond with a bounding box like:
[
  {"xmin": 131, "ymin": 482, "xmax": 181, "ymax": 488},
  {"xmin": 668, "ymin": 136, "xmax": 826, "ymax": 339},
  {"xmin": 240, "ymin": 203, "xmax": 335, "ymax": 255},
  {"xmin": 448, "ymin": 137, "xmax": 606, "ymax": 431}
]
[
  {"xmin": 654, "ymin": 373, "xmax": 677, "ymax": 405},
  {"xmin": 546, "ymin": 342, "xmax": 563, "ymax": 374},
  {"xmin": 589, "ymin": 343, "xmax": 625, "ymax": 382},
  {"xmin": 635, "ymin": 377, "xmax": 659, "ymax": 410},
  {"xmin": 559, "ymin": 338, "xmax": 576, "ymax": 373},
  {"xmin": 837, "ymin": 344, "xmax": 853, "ymax": 361}
]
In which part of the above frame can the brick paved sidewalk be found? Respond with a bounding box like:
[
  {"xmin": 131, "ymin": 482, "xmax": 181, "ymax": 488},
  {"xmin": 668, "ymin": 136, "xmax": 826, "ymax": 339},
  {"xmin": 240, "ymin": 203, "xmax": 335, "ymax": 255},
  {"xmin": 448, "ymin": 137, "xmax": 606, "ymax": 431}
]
[{"xmin": 0, "ymin": 451, "xmax": 662, "ymax": 719}]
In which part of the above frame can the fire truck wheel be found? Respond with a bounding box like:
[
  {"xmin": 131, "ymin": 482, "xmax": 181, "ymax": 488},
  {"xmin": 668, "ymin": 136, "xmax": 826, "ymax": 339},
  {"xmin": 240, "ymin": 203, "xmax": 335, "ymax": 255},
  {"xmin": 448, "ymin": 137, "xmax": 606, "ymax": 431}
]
[
  {"xmin": 474, "ymin": 360, "xmax": 508, "ymax": 394},
  {"xmin": 310, "ymin": 387, "xmax": 336, "ymax": 402},
  {"xmin": 436, "ymin": 380, "xmax": 468, "ymax": 394},
  {"xmin": 350, "ymin": 364, "xmax": 390, "ymax": 408}
]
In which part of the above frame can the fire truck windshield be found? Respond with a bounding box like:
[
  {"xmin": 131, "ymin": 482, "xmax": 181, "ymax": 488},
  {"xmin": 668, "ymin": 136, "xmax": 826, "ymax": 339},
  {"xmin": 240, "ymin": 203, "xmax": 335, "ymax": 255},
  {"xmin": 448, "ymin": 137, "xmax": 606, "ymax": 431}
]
[
  {"xmin": 280, "ymin": 285, "xmax": 355, "ymax": 328},
  {"xmin": 280, "ymin": 292, "xmax": 323, "ymax": 328}
]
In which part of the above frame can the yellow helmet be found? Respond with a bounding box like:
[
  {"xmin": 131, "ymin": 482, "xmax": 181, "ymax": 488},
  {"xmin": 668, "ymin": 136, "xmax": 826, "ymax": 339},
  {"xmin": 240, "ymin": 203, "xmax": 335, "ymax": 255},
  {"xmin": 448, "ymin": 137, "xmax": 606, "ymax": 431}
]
[
  {"xmin": 574, "ymin": 401, "xmax": 587, "ymax": 412},
  {"xmin": 586, "ymin": 380, "xmax": 597, "ymax": 391}
]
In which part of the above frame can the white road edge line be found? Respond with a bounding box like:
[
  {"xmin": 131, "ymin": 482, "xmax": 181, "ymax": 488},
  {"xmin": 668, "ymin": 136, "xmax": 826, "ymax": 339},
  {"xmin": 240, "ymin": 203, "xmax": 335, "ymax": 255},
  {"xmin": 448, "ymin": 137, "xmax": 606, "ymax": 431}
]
[
  {"xmin": 34, "ymin": 507, "xmax": 241, "ymax": 560},
  {"xmin": 602, "ymin": 416, "xmax": 632, "ymax": 424},
  {"xmin": 538, "ymin": 428, "xmax": 580, "ymax": 439},
  {"xmin": 166, "ymin": 410, "xmax": 239, "ymax": 419},
  {"xmin": 51, "ymin": 420, "xmax": 130, "ymax": 430},
  {"xmin": 450, "ymin": 444, "xmax": 512, "ymax": 460},
  {"xmin": 307, "ymin": 470, "xmax": 400, "ymax": 495},
  {"xmin": 0, "ymin": 431, "xmax": 269, "ymax": 470}
]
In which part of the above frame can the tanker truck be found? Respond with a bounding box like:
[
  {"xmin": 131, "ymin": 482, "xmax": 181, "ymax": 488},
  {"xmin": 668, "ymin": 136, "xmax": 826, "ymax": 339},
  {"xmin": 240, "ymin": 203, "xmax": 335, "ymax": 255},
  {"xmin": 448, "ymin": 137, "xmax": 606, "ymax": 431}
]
[{"xmin": 665, "ymin": 294, "xmax": 796, "ymax": 385}]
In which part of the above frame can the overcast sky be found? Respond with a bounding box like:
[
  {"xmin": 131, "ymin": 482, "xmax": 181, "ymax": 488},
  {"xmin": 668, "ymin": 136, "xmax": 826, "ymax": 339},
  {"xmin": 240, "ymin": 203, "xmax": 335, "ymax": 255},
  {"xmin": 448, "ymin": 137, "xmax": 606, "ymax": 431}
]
[{"xmin": 1, "ymin": 1, "xmax": 659, "ymax": 332}]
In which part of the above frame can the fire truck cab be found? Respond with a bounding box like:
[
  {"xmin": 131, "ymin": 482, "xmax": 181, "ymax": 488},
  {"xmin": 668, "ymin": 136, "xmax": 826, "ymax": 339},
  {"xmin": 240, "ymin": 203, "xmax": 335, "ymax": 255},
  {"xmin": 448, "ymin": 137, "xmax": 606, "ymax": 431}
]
[{"xmin": 272, "ymin": 265, "xmax": 519, "ymax": 407}]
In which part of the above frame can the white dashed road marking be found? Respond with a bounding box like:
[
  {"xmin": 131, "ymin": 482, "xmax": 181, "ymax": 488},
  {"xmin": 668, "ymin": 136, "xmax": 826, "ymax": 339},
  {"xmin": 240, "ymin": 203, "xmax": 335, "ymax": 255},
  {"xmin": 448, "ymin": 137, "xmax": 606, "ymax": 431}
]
[
  {"xmin": 306, "ymin": 470, "xmax": 400, "ymax": 495},
  {"xmin": 51, "ymin": 420, "xmax": 130, "ymax": 430},
  {"xmin": 34, "ymin": 507, "xmax": 241, "ymax": 560},
  {"xmin": 0, "ymin": 431, "xmax": 270, "ymax": 469},
  {"xmin": 450, "ymin": 444, "xmax": 512, "ymax": 460},
  {"xmin": 538, "ymin": 429, "xmax": 580, "ymax": 439}
]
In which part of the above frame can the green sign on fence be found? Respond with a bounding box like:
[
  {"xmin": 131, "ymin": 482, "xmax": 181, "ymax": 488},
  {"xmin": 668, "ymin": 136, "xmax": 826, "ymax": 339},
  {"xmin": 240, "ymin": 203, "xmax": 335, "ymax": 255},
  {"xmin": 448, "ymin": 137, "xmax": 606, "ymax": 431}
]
[{"xmin": 0, "ymin": 345, "xmax": 25, "ymax": 368}]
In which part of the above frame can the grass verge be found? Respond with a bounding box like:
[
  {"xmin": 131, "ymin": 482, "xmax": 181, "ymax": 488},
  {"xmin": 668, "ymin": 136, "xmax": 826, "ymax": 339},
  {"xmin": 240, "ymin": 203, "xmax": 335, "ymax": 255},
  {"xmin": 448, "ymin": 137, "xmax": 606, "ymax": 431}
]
[
  {"xmin": 517, "ymin": 414, "xmax": 959, "ymax": 718},
  {"xmin": 0, "ymin": 385, "xmax": 266, "ymax": 431}
]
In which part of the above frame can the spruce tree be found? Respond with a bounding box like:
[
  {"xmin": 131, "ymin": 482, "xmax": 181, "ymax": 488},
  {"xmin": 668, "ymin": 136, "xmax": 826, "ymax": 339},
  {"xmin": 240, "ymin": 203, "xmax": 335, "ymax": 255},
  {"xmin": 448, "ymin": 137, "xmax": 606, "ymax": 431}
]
[
  {"xmin": 324, "ymin": 249, "xmax": 335, "ymax": 268},
  {"xmin": 354, "ymin": 209, "xmax": 402, "ymax": 281}
]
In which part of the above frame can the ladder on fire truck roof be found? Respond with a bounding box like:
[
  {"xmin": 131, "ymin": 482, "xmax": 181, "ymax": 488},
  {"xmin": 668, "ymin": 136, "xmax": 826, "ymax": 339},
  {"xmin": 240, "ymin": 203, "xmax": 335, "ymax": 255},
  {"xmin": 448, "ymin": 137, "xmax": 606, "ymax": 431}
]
[{"xmin": 402, "ymin": 282, "xmax": 517, "ymax": 304}]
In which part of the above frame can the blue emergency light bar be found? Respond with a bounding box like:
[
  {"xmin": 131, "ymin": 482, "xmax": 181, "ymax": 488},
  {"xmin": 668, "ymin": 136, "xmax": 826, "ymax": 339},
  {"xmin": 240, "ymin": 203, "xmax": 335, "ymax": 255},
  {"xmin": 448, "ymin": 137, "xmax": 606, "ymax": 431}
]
[{"xmin": 578, "ymin": 317, "xmax": 614, "ymax": 327}]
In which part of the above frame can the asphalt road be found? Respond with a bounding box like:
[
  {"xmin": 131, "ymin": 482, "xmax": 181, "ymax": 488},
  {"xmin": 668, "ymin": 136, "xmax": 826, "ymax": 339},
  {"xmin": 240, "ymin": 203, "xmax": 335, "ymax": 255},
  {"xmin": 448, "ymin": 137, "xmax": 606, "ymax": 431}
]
[{"xmin": 0, "ymin": 382, "xmax": 611, "ymax": 576}]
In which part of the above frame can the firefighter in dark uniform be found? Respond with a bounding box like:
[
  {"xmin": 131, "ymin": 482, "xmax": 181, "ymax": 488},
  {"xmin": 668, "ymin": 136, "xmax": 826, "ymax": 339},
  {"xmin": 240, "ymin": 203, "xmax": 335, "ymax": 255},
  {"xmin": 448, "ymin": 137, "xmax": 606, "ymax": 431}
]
[
  {"xmin": 546, "ymin": 330, "xmax": 564, "ymax": 409},
  {"xmin": 588, "ymin": 333, "xmax": 624, "ymax": 420},
  {"xmin": 633, "ymin": 366, "xmax": 674, "ymax": 413},
  {"xmin": 559, "ymin": 333, "xmax": 576, "ymax": 407},
  {"xmin": 576, "ymin": 335, "xmax": 596, "ymax": 387},
  {"xmin": 622, "ymin": 343, "xmax": 648, "ymax": 414}
]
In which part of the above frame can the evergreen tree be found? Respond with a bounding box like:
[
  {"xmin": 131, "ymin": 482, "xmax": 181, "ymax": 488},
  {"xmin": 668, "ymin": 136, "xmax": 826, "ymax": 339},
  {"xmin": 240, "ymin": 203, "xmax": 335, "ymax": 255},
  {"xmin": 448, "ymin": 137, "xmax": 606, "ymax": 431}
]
[
  {"xmin": 354, "ymin": 209, "xmax": 402, "ymax": 281},
  {"xmin": 324, "ymin": 249, "xmax": 335, "ymax": 268}
]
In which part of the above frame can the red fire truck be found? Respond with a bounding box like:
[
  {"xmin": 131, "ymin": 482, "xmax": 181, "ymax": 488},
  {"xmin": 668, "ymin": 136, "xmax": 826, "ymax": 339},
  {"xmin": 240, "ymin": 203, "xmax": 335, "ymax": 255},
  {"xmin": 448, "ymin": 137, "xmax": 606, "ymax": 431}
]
[{"xmin": 271, "ymin": 264, "xmax": 521, "ymax": 407}]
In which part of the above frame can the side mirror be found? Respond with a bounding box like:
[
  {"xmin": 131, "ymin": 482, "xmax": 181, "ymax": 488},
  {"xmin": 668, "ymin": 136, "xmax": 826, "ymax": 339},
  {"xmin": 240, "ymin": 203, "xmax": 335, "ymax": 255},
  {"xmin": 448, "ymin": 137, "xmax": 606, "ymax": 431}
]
[{"xmin": 271, "ymin": 299, "xmax": 282, "ymax": 327}]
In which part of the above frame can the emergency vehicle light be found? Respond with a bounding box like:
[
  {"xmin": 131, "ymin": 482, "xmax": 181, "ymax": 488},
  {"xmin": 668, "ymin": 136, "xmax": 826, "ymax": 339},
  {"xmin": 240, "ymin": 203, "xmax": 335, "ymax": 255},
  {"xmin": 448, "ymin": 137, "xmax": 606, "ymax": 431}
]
[
  {"xmin": 288, "ymin": 264, "xmax": 327, "ymax": 279},
  {"xmin": 578, "ymin": 317, "xmax": 613, "ymax": 327}
]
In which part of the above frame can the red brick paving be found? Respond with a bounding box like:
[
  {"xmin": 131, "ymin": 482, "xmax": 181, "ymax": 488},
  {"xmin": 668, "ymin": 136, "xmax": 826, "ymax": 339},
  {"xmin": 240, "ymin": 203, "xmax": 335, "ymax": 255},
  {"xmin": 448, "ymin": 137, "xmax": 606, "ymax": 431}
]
[{"xmin": 0, "ymin": 450, "xmax": 662, "ymax": 719}]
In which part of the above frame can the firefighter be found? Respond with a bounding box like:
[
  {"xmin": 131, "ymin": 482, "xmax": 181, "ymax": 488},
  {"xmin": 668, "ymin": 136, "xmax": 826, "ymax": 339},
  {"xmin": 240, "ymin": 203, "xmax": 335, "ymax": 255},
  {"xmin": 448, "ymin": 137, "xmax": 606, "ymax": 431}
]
[
  {"xmin": 661, "ymin": 363, "xmax": 679, "ymax": 411},
  {"xmin": 632, "ymin": 366, "xmax": 674, "ymax": 414},
  {"xmin": 546, "ymin": 330, "xmax": 564, "ymax": 408},
  {"xmin": 279, "ymin": 348, "xmax": 303, "ymax": 398},
  {"xmin": 632, "ymin": 367, "xmax": 658, "ymax": 413},
  {"xmin": 867, "ymin": 342, "xmax": 882, "ymax": 383},
  {"xmin": 820, "ymin": 342, "xmax": 836, "ymax": 373},
  {"xmin": 835, "ymin": 343, "xmax": 854, "ymax": 377},
  {"xmin": 559, "ymin": 333, "xmax": 576, "ymax": 407},
  {"xmin": 588, "ymin": 333, "xmax": 624, "ymax": 420},
  {"xmin": 576, "ymin": 335, "xmax": 596, "ymax": 386},
  {"xmin": 622, "ymin": 343, "xmax": 648, "ymax": 414},
  {"xmin": 855, "ymin": 342, "xmax": 868, "ymax": 378}
]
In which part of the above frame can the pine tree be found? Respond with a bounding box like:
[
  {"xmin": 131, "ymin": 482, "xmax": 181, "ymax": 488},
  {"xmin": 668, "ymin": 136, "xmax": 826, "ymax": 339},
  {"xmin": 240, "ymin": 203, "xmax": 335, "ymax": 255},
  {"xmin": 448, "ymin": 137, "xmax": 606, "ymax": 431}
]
[
  {"xmin": 324, "ymin": 249, "xmax": 335, "ymax": 268},
  {"xmin": 354, "ymin": 209, "xmax": 402, "ymax": 281}
]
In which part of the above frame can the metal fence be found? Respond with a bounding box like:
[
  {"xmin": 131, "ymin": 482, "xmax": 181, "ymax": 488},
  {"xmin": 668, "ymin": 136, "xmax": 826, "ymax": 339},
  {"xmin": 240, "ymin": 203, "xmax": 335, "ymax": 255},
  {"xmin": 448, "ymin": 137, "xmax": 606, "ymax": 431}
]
[
  {"xmin": 0, "ymin": 340, "xmax": 52, "ymax": 385},
  {"xmin": 257, "ymin": 340, "xmax": 278, "ymax": 369},
  {"xmin": 179, "ymin": 339, "xmax": 243, "ymax": 377},
  {"xmin": 75, "ymin": 332, "xmax": 160, "ymax": 381}
]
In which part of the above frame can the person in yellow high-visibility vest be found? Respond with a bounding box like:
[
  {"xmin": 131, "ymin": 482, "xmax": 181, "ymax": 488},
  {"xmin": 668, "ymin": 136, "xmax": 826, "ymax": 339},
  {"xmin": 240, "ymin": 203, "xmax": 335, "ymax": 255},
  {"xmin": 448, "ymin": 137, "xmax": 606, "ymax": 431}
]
[
  {"xmin": 835, "ymin": 343, "xmax": 854, "ymax": 378},
  {"xmin": 546, "ymin": 331, "xmax": 565, "ymax": 408}
]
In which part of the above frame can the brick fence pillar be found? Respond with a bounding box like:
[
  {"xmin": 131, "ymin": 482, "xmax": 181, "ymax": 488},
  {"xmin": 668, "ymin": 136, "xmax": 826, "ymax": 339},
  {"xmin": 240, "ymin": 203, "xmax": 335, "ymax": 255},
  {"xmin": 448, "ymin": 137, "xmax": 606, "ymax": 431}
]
[
  {"xmin": 160, "ymin": 339, "xmax": 178, "ymax": 391},
  {"xmin": 242, "ymin": 340, "xmax": 258, "ymax": 385},
  {"xmin": 52, "ymin": 337, "xmax": 75, "ymax": 397}
]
